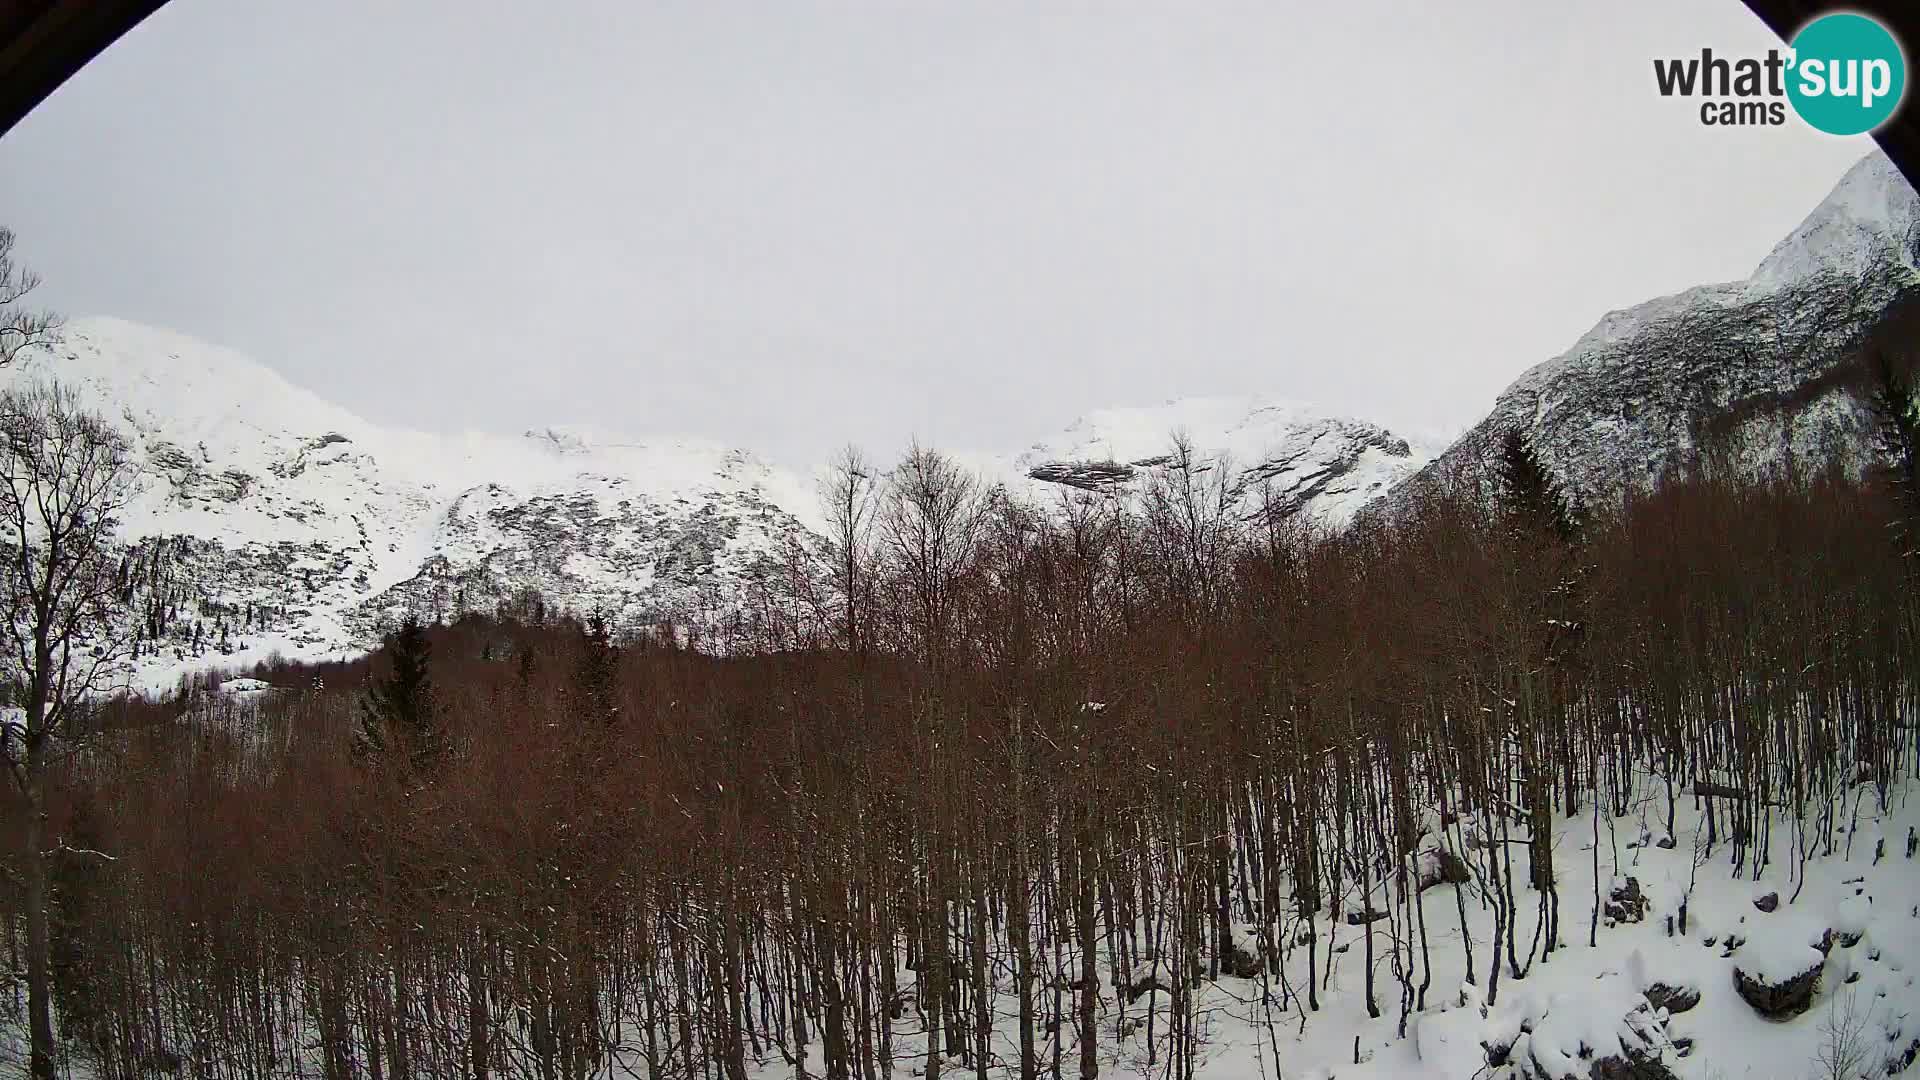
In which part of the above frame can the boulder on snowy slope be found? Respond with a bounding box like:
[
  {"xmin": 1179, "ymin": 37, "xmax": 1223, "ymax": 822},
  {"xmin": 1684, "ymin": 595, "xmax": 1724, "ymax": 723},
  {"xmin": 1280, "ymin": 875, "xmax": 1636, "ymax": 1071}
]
[
  {"xmin": 1346, "ymin": 906, "xmax": 1390, "ymax": 926},
  {"xmin": 1732, "ymin": 929, "xmax": 1827, "ymax": 1018},
  {"xmin": 1411, "ymin": 846, "xmax": 1472, "ymax": 892},
  {"xmin": 1482, "ymin": 973, "xmax": 1678, "ymax": 1080},
  {"xmin": 1641, "ymin": 982, "xmax": 1700, "ymax": 1016},
  {"xmin": 1833, "ymin": 893, "xmax": 1869, "ymax": 948},
  {"xmin": 1605, "ymin": 877, "xmax": 1648, "ymax": 924},
  {"xmin": 1123, "ymin": 956, "xmax": 1180, "ymax": 1002},
  {"xmin": 1625, "ymin": 948, "xmax": 1699, "ymax": 1017},
  {"xmin": 1218, "ymin": 931, "xmax": 1263, "ymax": 979},
  {"xmin": 1584, "ymin": 1057, "xmax": 1680, "ymax": 1080}
]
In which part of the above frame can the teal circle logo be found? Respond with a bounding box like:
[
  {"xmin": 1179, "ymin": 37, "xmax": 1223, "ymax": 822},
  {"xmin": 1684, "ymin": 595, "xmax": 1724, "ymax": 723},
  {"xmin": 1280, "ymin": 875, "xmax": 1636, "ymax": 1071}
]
[{"xmin": 1787, "ymin": 13, "xmax": 1906, "ymax": 136}]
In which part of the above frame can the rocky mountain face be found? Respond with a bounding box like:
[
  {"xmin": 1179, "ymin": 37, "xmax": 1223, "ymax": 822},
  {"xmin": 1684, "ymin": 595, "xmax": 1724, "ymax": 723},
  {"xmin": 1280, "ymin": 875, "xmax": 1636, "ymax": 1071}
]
[
  {"xmin": 1, "ymin": 318, "xmax": 830, "ymax": 687},
  {"xmin": 1382, "ymin": 151, "xmax": 1920, "ymax": 517},
  {"xmin": 1004, "ymin": 397, "xmax": 1441, "ymax": 528}
]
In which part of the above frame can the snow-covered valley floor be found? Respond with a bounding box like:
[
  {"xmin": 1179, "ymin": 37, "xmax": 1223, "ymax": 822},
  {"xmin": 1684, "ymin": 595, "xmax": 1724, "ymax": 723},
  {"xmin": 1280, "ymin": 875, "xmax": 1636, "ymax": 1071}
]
[
  {"xmin": 723, "ymin": 775, "xmax": 1919, "ymax": 1080},
  {"xmin": 16, "ymin": 761, "xmax": 1908, "ymax": 1080}
]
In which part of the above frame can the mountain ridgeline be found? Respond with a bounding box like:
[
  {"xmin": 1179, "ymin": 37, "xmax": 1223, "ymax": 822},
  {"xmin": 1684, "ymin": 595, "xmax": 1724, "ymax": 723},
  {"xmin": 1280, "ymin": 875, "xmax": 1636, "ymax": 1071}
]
[
  {"xmin": 1382, "ymin": 150, "xmax": 1920, "ymax": 517},
  {"xmin": 4, "ymin": 150, "xmax": 1917, "ymax": 684}
]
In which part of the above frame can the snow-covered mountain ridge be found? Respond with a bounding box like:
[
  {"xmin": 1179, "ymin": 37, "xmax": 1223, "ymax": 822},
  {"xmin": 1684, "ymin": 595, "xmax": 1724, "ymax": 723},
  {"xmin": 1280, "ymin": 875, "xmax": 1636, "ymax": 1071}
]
[
  {"xmin": 2, "ymin": 317, "xmax": 840, "ymax": 684},
  {"xmin": 9, "ymin": 150, "xmax": 1915, "ymax": 687},
  {"xmin": 2, "ymin": 318, "xmax": 1429, "ymax": 686},
  {"xmin": 1383, "ymin": 150, "xmax": 1920, "ymax": 513},
  {"xmin": 1001, "ymin": 397, "xmax": 1443, "ymax": 527}
]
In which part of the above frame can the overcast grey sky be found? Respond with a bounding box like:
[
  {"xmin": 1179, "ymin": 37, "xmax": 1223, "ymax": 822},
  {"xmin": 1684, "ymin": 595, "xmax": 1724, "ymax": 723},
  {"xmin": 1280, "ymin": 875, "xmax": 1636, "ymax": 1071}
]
[{"xmin": 0, "ymin": 0, "xmax": 1882, "ymax": 469}]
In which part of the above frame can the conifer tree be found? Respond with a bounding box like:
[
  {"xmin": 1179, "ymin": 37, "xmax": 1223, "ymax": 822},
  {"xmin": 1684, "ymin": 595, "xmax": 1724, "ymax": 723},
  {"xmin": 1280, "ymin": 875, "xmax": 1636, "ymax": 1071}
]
[
  {"xmin": 1496, "ymin": 426, "xmax": 1579, "ymax": 545},
  {"xmin": 573, "ymin": 611, "xmax": 619, "ymax": 727},
  {"xmin": 517, "ymin": 641, "xmax": 537, "ymax": 691},
  {"xmin": 357, "ymin": 615, "xmax": 446, "ymax": 776},
  {"xmin": 1497, "ymin": 424, "xmax": 1588, "ymax": 666},
  {"xmin": 1870, "ymin": 346, "xmax": 1919, "ymax": 554}
]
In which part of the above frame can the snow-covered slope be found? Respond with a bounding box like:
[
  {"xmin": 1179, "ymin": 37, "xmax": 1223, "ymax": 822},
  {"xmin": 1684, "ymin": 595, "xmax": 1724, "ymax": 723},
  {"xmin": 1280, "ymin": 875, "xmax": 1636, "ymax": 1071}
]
[
  {"xmin": 1000, "ymin": 396, "xmax": 1441, "ymax": 528},
  {"xmin": 2, "ymin": 319, "xmax": 1430, "ymax": 686},
  {"xmin": 1, "ymin": 317, "xmax": 830, "ymax": 685},
  {"xmin": 1386, "ymin": 150, "xmax": 1920, "ymax": 514}
]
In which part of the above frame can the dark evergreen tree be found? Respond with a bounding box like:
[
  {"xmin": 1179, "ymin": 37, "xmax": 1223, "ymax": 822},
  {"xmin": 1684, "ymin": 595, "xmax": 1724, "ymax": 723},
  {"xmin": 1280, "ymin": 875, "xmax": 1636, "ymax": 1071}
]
[
  {"xmin": 517, "ymin": 642, "xmax": 537, "ymax": 690},
  {"xmin": 357, "ymin": 615, "xmax": 447, "ymax": 776},
  {"xmin": 1497, "ymin": 425, "xmax": 1586, "ymax": 669},
  {"xmin": 1871, "ymin": 346, "xmax": 1919, "ymax": 553},
  {"xmin": 1497, "ymin": 426, "xmax": 1580, "ymax": 545},
  {"xmin": 573, "ymin": 611, "xmax": 620, "ymax": 727}
]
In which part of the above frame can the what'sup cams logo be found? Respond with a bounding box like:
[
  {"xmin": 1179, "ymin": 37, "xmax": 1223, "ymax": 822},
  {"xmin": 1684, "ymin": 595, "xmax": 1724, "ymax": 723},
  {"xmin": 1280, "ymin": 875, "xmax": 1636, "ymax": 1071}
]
[{"xmin": 1654, "ymin": 11, "xmax": 1906, "ymax": 134}]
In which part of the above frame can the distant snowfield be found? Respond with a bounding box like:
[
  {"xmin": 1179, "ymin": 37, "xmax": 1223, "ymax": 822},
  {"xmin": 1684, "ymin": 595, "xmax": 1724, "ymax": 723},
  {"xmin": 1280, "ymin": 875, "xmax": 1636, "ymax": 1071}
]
[{"xmin": 2, "ymin": 315, "xmax": 847, "ymax": 678}]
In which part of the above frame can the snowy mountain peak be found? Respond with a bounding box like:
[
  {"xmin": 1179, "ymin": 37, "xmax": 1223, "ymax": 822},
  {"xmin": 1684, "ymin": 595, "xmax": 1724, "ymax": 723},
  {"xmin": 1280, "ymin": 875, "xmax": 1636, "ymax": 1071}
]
[
  {"xmin": 1387, "ymin": 149, "xmax": 1920, "ymax": 516},
  {"xmin": 16, "ymin": 151, "xmax": 1912, "ymax": 684},
  {"xmin": 1009, "ymin": 394, "xmax": 1441, "ymax": 527},
  {"xmin": 1751, "ymin": 149, "xmax": 1919, "ymax": 289},
  {"xmin": 517, "ymin": 424, "xmax": 734, "ymax": 459},
  {"xmin": 522, "ymin": 425, "xmax": 615, "ymax": 454},
  {"xmin": 32, "ymin": 315, "xmax": 376, "ymax": 453}
]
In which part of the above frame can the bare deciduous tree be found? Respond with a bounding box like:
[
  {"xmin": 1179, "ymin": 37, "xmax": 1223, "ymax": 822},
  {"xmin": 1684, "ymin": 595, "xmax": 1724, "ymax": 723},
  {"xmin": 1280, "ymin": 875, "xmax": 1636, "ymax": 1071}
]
[
  {"xmin": 881, "ymin": 442, "xmax": 981, "ymax": 670},
  {"xmin": 821, "ymin": 444, "xmax": 880, "ymax": 655},
  {"xmin": 1810, "ymin": 991, "xmax": 1874, "ymax": 1080},
  {"xmin": 0, "ymin": 228, "xmax": 61, "ymax": 368},
  {"xmin": 0, "ymin": 381, "xmax": 136, "ymax": 1080}
]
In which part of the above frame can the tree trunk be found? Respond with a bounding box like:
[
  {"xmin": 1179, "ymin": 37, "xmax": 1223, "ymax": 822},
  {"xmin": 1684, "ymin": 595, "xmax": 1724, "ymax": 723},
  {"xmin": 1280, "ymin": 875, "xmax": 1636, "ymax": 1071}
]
[
  {"xmin": 25, "ymin": 766, "xmax": 57, "ymax": 1080},
  {"xmin": 468, "ymin": 929, "xmax": 490, "ymax": 1080}
]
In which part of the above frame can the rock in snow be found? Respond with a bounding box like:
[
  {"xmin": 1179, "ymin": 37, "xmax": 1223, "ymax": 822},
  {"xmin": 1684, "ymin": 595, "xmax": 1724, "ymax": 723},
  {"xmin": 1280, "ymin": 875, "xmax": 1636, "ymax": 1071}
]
[
  {"xmin": 1482, "ymin": 973, "xmax": 1678, "ymax": 1080},
  {"xmin": 1732, "ymin": 925, "xmax": 1829, "ymax": 1019},
  {"xmin": 1009, "ymin": 396, "xmax": 1443, "ymax": 528}
]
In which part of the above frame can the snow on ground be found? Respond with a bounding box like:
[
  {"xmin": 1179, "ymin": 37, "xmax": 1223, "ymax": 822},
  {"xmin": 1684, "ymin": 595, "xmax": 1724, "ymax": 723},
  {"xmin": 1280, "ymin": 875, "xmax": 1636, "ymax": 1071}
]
[
  {"xmin": 715, "ymin": 777, "xmax": 1919, "ymax": 1080},
  {"xmin": 2, "ymin": 754, "xmax": 1915, "ymax": 1079},
  {"xmin": 124, "ymin": 630, "xmax": 357, "ymax": 697}
]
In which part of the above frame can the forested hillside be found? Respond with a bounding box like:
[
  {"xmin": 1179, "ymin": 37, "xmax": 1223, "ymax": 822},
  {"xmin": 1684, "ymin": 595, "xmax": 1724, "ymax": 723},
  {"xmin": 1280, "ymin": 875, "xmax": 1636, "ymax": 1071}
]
[{"xmin": 5, "ymin": 354, "xmax": 1918, "ymax": 1079}]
